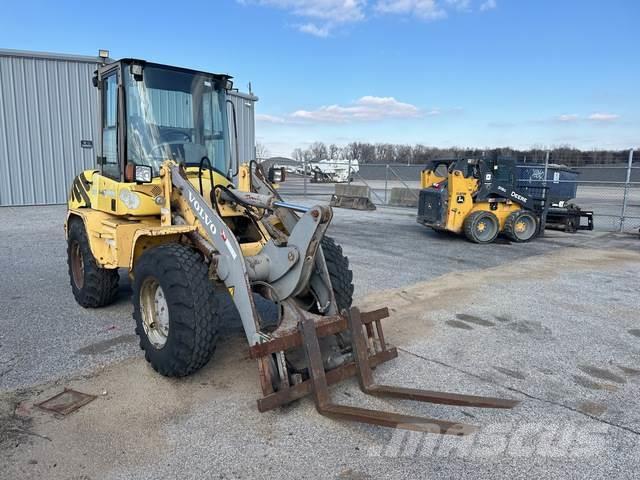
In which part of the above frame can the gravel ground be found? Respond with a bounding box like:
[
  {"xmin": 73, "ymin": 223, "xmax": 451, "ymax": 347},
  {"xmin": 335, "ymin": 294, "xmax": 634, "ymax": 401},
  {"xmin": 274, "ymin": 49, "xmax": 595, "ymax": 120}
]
[{"xmin": 1, "ymin": 204, "xmax": 639, "ymax": 479}]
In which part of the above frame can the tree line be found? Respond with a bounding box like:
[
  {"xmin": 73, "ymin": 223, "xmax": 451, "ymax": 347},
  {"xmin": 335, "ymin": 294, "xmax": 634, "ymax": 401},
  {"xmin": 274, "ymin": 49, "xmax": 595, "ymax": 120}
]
[{"xmin": 290, "ymin": 142, "xmax": 635, "ymax": 166}]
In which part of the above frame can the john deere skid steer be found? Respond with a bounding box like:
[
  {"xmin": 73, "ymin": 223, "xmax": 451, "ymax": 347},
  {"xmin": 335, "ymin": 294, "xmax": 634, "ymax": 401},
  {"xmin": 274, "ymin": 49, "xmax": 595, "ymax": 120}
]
[
  {"xmin": 66, "ymin": 58, "xmax": 518, "ymax": 434},
  {"xmin": 418, "ymin": 157, "xmax": 546, "ymax": 243}
]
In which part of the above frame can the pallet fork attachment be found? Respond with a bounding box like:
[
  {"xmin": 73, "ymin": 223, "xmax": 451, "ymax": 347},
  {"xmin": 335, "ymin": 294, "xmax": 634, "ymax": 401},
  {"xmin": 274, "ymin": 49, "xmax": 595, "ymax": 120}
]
[{"xmin": 252, "ymin": 307, "xmax": 520, "ymax": 435}]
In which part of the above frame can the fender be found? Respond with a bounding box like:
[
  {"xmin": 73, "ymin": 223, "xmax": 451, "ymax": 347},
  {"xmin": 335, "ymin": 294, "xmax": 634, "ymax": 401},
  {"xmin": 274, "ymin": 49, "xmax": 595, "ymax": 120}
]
[{"xmin": 65, "ymin": 210, "xmax": 195, "ymax": 269}]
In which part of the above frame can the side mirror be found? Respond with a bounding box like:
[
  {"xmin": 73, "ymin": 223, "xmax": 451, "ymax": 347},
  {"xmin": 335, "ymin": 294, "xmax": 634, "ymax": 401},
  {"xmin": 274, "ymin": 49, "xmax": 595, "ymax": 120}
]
[{"xmin": 268, "ymin": 166, "xmax": 286, "ymax": 184}]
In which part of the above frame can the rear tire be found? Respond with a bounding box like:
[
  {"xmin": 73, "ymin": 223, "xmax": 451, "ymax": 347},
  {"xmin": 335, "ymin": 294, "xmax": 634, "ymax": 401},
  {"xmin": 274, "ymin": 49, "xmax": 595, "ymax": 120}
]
[
  {"xmin": 67, "ymin": 218, "xmax": 119, "ymax": 308},
  {"xmin": 321, "ymin": 236, "xmax": 354, "ymax": 311},
  {"xmin": 504, "ymin": 211, "xmax": 539, "ymax": 242},
  {"xmin": 463, "ymin": 211, "xmax": 500, "ymax": 244},
  {"xmin": 132, "ymin": 243, "xmax": 220, "ymax": 377}
]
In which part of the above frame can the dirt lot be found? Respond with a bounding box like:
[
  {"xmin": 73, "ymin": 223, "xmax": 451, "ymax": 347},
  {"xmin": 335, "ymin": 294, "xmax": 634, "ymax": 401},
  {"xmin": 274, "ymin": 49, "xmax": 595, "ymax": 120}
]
[{"xmin": 1, "ymin": 204, "xmax": 639, "ymax": 479}]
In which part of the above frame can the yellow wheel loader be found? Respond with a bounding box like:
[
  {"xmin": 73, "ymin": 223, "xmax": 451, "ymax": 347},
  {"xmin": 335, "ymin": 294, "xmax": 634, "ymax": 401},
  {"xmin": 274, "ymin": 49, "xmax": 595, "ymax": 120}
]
[
  {"xmin": 417, "ymin": 158, "xmax": 546, "ymax": 243},
  {"xmin": 66, "ymin": 58, "xmax": 518, "ymax": 434}
]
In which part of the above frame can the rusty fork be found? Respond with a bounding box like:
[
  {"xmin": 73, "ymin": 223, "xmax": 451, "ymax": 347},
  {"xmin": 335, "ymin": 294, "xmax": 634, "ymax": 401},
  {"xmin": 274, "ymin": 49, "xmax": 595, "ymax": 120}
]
[
  {"xmin": 298, "ymin": 307, "xmax": 519, "ymax": 435},
  {"xmin": 347, "ymin": 308, "xmax": 520, "ymax": 410},
  {"xmin": 252, "ymin": 304, "xmax": 519, "ymax": 434}
]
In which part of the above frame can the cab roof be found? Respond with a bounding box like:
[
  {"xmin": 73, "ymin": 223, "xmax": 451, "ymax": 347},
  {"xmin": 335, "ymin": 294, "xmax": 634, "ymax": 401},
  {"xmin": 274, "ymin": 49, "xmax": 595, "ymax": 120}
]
[{"xmin": 111, "ymin": 58, "xmax": 232, "ymax": 82}]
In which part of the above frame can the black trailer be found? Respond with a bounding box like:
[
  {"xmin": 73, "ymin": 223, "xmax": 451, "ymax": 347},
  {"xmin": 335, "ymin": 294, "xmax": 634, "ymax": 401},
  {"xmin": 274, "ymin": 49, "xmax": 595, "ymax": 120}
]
[{"xmin": 516, "ymin": 164, "xmax": 593, "ymax": 232}]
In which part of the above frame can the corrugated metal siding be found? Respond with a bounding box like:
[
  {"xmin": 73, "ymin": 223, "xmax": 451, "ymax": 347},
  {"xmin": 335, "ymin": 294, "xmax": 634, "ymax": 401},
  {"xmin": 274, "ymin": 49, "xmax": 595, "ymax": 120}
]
[
  {"xmin": 229, "ymin": 91, "xmax": 257, "ymax": 164},
  {"xmin": 0, "ymin": 53, "xmax": 99, "ymax": 205},
  {"xmin": 0, "ymin": 49, "xmax": 257, "ymax": 206}
]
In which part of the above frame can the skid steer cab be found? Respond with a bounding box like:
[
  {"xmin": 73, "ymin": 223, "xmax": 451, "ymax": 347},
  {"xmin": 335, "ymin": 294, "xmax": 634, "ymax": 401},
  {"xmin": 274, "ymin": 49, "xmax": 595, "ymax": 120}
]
[
  {"xmin": 66, "ymin": 58, "xmax": 518, "ymax": 434},
  {"xmin": 417, "ymin": 157, "xmax": 547, "ymax": 243}
]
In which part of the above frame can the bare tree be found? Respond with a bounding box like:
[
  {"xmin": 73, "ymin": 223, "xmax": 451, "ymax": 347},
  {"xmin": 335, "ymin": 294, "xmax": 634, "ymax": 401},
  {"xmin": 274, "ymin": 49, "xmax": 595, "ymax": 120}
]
[
  {"xmin": 309, "ymin": 142, "xmax": 328, "ymax": 162},
  {"xmin": 291, "ymin": 148, "xmax": 305, "ymax": 163},
  {"xmin": 255, "ymin": 142, "xmax": 270, "ymax": 161},
  {"xmin": 343, "ymin": 142, "xmax": 360, "ymax": 161},
  {"xmin": 328, "ymin": 143, "xmax": 340, "ymax": 160},
  {"xmin": 288, "ymin": 141, "xmax": 635, "ymax": 167}
]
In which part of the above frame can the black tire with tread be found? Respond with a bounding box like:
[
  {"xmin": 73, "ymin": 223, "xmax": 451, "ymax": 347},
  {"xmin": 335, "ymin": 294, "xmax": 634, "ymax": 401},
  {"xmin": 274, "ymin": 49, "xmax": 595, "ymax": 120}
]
[
  {"xmin": 67, "ymin": 218, "xmax": 119, "ymax": 308},
  {"xmin": 504, "ymin": 210, "xmax": 539, "ymax": 242},
  {"xmin": 132, "ymin": 243, "xmax": 220, "ymax": 377},
  {"xmin": 321, "ymin": 236, "xmax": 354, "ymax": 312},
  {"xmin": 463, "ymin": 210, "xmax": 500, "ymax": 244}
]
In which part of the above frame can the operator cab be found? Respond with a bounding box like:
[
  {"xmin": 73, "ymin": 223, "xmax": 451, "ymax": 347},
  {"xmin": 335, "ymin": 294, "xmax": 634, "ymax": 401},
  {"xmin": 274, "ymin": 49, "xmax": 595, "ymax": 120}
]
[{"xmin": 94, "ymin": 59, "xmax": 235, "ymax": 184}]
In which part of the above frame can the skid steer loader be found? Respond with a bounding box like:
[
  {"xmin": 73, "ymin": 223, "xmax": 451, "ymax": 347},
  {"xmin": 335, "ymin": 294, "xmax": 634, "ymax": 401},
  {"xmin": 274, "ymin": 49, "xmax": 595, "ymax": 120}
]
[
  {"xmin": 66, "ymin": 58, "xmax": 518, "ymax": 434},
  {"xmin": 417, "ymin": 157, "xmax": 546, "ymax": 243}
]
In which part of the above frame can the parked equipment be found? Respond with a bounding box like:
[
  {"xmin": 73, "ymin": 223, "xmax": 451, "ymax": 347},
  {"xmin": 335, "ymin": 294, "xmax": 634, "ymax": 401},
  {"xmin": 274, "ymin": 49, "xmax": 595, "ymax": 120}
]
[
  {"xmin": 516, "ymin": 164, "xmax": 593, "ymax": 233},
  {"xmin": 66, "ymin": 59, "xmax": 518, "ymax": 433},
  {"xmin": 309, "ymin": 159, "xmax": 358, "ymax": 183},
  {"xmin": 418, "ymin": 158, "xmax": 546, "ymax": 243},
  {"xmin": 418, "ymin": 158, "xmax": 593, "ymax": 242}
]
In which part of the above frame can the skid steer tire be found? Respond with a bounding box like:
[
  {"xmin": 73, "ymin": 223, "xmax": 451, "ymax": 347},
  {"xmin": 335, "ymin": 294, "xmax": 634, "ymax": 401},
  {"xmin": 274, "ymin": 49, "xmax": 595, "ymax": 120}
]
[
  {"xmin": 504, "ymin": 211, "xmax": 539, "ymax": 242},
  {"xmin": 321, "ymin": 236, "xmax": 354, "ymax": 312},
  {"xmin": 463, "ymin": 211, "xmax": 500, "ymax": 244},
  {"xmin": 132, "ymin": 243, "xmax": 220, "ymax": 377},
  {"xmin": 67, "ymin": 218, "xmax": 119, "ymax": 308}
]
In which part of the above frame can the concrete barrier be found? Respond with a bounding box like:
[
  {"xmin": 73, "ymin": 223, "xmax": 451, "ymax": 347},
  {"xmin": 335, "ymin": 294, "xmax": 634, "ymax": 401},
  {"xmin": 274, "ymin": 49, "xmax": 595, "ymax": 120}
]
[
  {"xmin": 388, "ymin": 188, "xmax": 421, "ymax": 207},
  {"xmin": 330, "ymin": 184, "xmax": 376, "ymax": 211}
]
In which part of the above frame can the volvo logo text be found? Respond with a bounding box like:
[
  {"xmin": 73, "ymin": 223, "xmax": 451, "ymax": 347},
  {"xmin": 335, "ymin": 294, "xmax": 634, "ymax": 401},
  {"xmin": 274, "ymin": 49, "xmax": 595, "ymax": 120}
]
[{"xmin": 188, "ymin": 190, "xmax": 217, "ymax": 236}]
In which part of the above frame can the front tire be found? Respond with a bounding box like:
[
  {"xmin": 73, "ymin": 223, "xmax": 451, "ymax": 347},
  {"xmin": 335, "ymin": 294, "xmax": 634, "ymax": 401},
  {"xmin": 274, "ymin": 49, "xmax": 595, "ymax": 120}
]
[
  {"xmin": 133, "ymin": 243, "xmax": 220, "ymax": 377},
  {"xmin": 504, "ymin": 211, "xmax": 539, "ymax": 242},
  {"xmin": 67, "ymin": 218, "xmax": 119, "ymax": 308}
]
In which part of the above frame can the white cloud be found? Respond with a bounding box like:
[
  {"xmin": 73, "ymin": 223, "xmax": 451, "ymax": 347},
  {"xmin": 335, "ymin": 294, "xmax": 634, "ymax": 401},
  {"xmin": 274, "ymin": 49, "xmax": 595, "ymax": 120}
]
[
  {"xmin": 588, "ymin": 112, "xmax": 620, "ymax": 122},
  {"xmin": 479, "ymin": 0, "xmax": 496, "ymax": 12},
  {"xmin": 446, "ymin": 0, "xmax": 471, "ymax": 12},
  {"xmin": 238, "ymin": 1, "xmax": 366, "ymax": 36},
  {"xmin": 240, "ymin": 0, "xmax": 496, "ymax": 35},
  {"xmin": 557, "ymin": 114, "xmax": 580, "ymax": 122},
  {"xmin": 256, "ymin": 113, "xmax": 287, "ymax": 123},
  {"xmin": 291, "ymin": 96, "xmax": 422, "ymax": 122},
  {"xmin": 374, "ymin": 0, "xmax": 447, "ymax": 20},
  {"xmin": 298, "ymin": 22, "xmax": 331, "ymax": 37},
  {"xmin": 553, "ymin": 112, "xmax": 620, "ymax": 123}
]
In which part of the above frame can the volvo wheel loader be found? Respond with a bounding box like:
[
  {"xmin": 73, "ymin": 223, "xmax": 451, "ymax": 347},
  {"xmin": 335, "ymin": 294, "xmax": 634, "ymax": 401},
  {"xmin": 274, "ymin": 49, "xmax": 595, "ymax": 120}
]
[
  {"xmin": 66, "ymin": 58, "xmax": 518, "ymax": 434},
  {"xmin": 417, "ymin": 157, "xmax": 546, "ymax": 243}
]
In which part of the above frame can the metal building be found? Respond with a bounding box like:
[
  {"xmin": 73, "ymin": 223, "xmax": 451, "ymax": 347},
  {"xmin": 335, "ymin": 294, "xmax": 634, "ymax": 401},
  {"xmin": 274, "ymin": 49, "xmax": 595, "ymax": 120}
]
[{"xmin": 0, "ymin": 48, "xmax": 257, "ymax": 206}]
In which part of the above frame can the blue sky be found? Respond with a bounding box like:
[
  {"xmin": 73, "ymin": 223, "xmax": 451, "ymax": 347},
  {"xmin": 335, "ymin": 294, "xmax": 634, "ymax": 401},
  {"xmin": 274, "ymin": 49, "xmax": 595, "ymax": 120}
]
[{"xmin": 2, "ymin": 0, "xmax": 638, "ymax": 156}]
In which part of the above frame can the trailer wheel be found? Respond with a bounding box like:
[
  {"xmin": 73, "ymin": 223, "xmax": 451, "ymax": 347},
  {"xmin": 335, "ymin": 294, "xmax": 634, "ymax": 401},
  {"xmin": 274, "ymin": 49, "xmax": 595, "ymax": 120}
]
[
  {"xmin": 464, "ymin": 211, "xmax": 500, "ymax": 244},
  {"xmin": 504, "ymin": 211, "xmax": 538, "ymax": 242},
  {"xmin": 132, "ymin": 243, "xmax": 220, "ymax": 377},
  {"xmin": 67, "ymin": 218, "xmax": 119, "ymax": 308}
]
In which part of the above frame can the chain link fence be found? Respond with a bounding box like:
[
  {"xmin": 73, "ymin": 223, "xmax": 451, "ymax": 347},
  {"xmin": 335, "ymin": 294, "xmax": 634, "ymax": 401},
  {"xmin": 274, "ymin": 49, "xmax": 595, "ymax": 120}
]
[{"xmin": 278, "ymin": 149, "xmax": 638, "ymax": 233}]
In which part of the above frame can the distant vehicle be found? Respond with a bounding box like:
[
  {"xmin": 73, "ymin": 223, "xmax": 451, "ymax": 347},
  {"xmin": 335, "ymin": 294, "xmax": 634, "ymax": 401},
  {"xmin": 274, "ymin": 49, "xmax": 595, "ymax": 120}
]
[
  {"xmin": 271, "ymin": 163, "xmax": 299, "ymax": 175},
  {"xmin": 309, "ymin": 159, "xmax": 359, "ymax": 183},
  {"xmin": 417, "ymin": 157, "xmax": 593, "ymax": 243}
]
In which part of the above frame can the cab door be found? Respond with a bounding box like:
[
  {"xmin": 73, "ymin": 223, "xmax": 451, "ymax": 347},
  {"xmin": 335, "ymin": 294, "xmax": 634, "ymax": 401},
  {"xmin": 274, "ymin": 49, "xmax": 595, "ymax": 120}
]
[{"xmin": 95, "ymin": 68, "xmax": 122, "ymax": 213}]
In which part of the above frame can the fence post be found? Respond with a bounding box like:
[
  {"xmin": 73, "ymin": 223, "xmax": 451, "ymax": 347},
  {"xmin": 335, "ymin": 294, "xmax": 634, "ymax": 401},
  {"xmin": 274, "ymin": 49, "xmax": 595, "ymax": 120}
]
[
  {"xmin": 619, "ymin": 149, "xmax": 634, "ymax": 232},
  {"xmin": 384, "ymin": 164, "xmax": 389, "ymax": 205},
  {"xmin": 303, "ymin": 159, "xmax": 307, "ymax": 198},
  {"xmin": 543, "ymin": 151, "xmax": 550, "ymax": 185}
]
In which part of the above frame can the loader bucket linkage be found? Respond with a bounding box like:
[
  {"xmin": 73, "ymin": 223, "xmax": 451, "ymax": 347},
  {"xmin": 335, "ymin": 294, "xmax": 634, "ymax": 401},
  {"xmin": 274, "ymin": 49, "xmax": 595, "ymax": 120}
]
[{"xmin": 250, "ymin": 306, "xmax": 520, "ymax": 435}]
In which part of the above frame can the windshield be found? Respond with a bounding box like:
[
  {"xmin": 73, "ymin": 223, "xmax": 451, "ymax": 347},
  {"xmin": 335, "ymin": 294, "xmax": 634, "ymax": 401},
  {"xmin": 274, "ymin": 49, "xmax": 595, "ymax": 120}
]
[{"xmin": 125, "ymin": 65, "xmax": 230, "ymax": 176}]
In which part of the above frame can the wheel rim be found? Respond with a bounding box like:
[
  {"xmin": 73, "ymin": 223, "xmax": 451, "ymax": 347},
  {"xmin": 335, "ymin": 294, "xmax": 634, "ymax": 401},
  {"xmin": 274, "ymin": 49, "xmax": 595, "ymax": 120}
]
[
  {"xmin": 70, "ymin": 241, "xmax": 84, "ymax": 289},
  {"xmin": 513, "ymin": 214, "xmax": 537, "ymax": 240},
  {"xmin": 140, "ymin": 277, "xmax": 170, "ymax": 349},
  {"xmin": 474, "ymin": 215, "xmax": 498, "ymax": 242}
]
